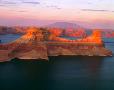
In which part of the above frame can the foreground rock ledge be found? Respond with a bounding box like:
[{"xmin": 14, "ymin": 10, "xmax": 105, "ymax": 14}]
[{"xmin": 0, "ymin": 42, "xmax": 112, "ymax": 62}]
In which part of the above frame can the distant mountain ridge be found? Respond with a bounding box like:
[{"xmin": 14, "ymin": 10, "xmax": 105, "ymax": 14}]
[{"xmin": 45, "ymin": 22, "xmax": 82, "ymax": 29}]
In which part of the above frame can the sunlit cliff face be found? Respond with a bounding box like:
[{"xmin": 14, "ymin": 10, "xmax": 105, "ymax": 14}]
[
  {"xmin": 49, "ymin": 28, "xmax": 62, "ymax": 37},
  {"xmin": 77, "ymin": 29, "xmax": 102, "ymax": 43},
  {"xmin": 24, "ymin": 27, "xmax": 38, "ymax": 39},
  {"xmin": 15, "ymin": 27, "xmax": 44, "ymax": 43},
  {"xmin": 15, "ymin": 27, "xmax": 103, "ymax": 44},
  {"xmin": 23, "ymin": 27, "xmax": 43, "ymax": 40},
  {"xmin": 88, "ymin": 30, "xmax": 102, "ymax": 42},
  {"xmin": 92, "ymin": 30, "xmax": 102, "ymax": 38},
  {"xmin": 48, "ymin": 28, "xmax": 103, "ymax": 43}
]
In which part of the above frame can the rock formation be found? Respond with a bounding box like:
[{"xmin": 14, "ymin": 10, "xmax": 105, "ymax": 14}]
[
  {"xmin": 0, "ymin": 27, "xmax": 48, "ymax": 62},
  {"xmin": 0, "ymin": 27, "xmax": 112, "ymax": 62},
  {"xmin": 76, "ymin": 30, "xmax": 102, "ymax": 43}
]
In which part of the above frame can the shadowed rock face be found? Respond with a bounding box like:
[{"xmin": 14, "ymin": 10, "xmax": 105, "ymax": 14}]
[
  {"xmin": 47, "ymin": 42, "xmax": 112, "ymax": 56},
  {"xmin": 0, "ymin": 27, "xmax": 113, "ymax": 62}
]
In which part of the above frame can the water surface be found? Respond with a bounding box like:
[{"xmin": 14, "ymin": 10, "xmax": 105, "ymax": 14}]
[{"xmin": 0, "ymin": 34, "xmax": 114, "ymax": 90}]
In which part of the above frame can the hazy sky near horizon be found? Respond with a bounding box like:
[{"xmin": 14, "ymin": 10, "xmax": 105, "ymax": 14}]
[{"xmin": 0, "ymin": 0, "xmax": 114, "ymax": 28}]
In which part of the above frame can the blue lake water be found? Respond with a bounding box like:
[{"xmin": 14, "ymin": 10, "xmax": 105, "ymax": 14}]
[
  {"xmin": 0, "ymin": 34, "xmax": 21, "ymax": 43},
  {"xmin": 0, "ymin": 34, "xmax": 114, "ymax": 90}
]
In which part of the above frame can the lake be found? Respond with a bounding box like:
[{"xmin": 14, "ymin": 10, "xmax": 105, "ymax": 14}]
[{"xmin": 0, "ymin": 34, "xmax": 114, "ymax": 90}]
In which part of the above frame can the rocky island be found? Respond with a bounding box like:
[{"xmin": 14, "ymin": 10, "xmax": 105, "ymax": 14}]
[{"xmin": 0, "ymin": 27, "xmax": 112, "ymax": 62}]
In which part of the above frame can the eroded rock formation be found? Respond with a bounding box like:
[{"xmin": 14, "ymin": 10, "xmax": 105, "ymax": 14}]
[
  {"xmin": 0, "ymin": 27, "xmax": 48, "ymax": 62},
  {"xmin": 0, "ymin": 27, "xmax": 112, "ymax": 62}
]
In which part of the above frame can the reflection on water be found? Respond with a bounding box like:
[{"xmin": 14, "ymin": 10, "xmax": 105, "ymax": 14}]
[
  {"xmin": 0, "ymin": 56, "xmax": 114, "ymax": 90},
  {"xmin": 47, "ymin": 56, "xmax": 103, "ymax": 90}
]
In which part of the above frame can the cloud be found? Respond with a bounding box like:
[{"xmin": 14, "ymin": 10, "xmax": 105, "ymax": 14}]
[
  {"xmin": 0, "ymin": 1, "xmax": 17, "ymax": 4},
  {"xmin": 87, "ymin": 1, "xmax": 93, "ymax": 5},
  {"xmin": 46, "ymin": 5, "xmax": 61, "ymax": 10},
  {"xmin": 0, "ymin": 4, "xmax": 5, "ymax": 6},
  {"xmin": 22, "ymin": 1, "xmax": 40, "ymax": 5},
  {"xmin": 0, "ymin": 0, "xmax": 40, "ymax": 6},
  {"xmin": 17, "ymin": 10, "xmax": 27, "ymax": 12},
  {"xmin": 81, "ymin": 9, "xmax": 114, "ymax": 13},
  {"xmin": 0, "ymin": 1, "xmax": 18, "ymax": 7}
]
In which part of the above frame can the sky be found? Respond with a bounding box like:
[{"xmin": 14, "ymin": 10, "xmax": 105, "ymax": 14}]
[{"xmin": 0, "ymin": 0, "xmax": 114, "ymax": 29}]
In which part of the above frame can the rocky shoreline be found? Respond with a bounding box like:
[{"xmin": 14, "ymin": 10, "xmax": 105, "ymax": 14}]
[{"xmin": 0, "ymin": 41, "xmax": 112, "ymax": 62}]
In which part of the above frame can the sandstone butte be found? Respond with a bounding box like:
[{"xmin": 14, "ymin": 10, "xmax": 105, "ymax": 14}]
[{"xmin": 0, "ymin": 27, "xmax": 112, "ymax": 62}]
